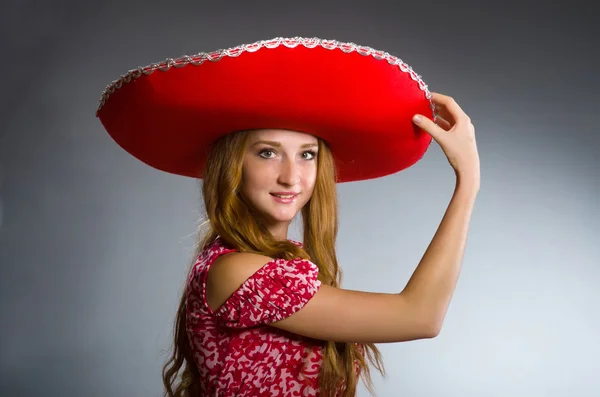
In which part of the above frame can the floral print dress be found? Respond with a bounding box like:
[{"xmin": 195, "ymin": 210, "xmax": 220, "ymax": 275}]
[{"xmin": 185, "ymin": 236, "xmax": 360, "ymax": 396}]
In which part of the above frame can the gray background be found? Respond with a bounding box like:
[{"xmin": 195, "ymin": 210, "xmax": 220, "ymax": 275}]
[{"xmin": 1, "ymin": 1, "xmax": 598, "ymax": 396}]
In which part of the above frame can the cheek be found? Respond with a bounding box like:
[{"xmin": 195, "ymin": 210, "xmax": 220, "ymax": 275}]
[
  {"xmin": 311, "ymin": 160, "xmax": 319, "ymax": 177},
  {"xmin": 243, "ymin": 162, "xmax": 273, "ymax": 189},
  {"xmin": 304, "ymin": 164, "xmax": 318, "ymax": 190}
]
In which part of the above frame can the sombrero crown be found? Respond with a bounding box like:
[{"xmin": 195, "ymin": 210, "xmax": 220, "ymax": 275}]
[{"xmin": 96, "ymin": 37, "xmax": 436, "ymax": 183}]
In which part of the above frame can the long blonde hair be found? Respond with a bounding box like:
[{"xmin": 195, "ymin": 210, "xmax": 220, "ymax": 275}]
[{"xmin": 162, "ymin": 130, "xmax": 386, "ymax": 396}]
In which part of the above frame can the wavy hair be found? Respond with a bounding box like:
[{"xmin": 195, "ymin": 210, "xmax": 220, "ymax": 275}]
[{"xmin": 162, "ymin": 130, "xmax": 386, "ymax": 396}]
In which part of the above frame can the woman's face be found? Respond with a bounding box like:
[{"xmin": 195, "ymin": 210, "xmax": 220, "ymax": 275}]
[{"xmin": 241, "ymin": 129, "xmax": 318, "ymax": 239}]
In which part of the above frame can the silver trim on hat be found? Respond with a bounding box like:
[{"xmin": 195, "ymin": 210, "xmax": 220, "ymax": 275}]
[{"xmin": 95, "ymin": 36, "xmax": 436, "ymax": 119}]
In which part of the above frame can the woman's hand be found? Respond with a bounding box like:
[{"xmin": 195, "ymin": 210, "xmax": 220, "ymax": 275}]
[{"xmin": 413, "ymin": 92, "xmax": 480, "ymax": 189}]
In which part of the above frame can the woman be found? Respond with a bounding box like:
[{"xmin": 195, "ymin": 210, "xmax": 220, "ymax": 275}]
[{"xmin": 96, "ymin": 37, "xmax": 479, "ymax": 397}]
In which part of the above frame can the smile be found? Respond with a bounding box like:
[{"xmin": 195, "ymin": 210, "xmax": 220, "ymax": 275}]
[{"xmin": 270, "ymin": 193, "xmax": 298, "ymax": 204}]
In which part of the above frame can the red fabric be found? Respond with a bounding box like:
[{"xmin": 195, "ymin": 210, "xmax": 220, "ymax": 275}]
[
  {"xmin": 185, "ymin": 237, "xmax": 361, "ymax": 396},
  {"xmin": 97, "ymin": 38, "xmax": 434, "ymax": 183}
]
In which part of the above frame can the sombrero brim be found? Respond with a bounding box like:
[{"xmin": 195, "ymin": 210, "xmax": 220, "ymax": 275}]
[{"xmin": 96, "ymin": 37, "xmax": 436, "ymax": 183}]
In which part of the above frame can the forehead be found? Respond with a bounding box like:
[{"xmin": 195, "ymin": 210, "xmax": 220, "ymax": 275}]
[{"xmin": 247, "ymin": 129, "xmax": 318, "ymax": 146}]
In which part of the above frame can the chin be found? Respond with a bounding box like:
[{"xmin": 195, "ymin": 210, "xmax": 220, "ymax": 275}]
[
  {"xmin": 268, "ymin": 210, "xmax": 297, "ymax": 223},
  {"xmin": 262, "ymin": 205, "xmax": 300, "ymax": 223}
]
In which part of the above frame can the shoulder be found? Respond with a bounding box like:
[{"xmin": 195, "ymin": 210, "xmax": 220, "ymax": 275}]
[
  {"xmin": 205, "ymin": 252, "xmax": 272, "ymax": 313},
  {"xmin": 206, "ymin": 251, "xmax": 316, "ymax": 313},
  {"xmin": 210, "ymin": 251, "xmax": 317, "ymax": 283},
  {"xmin": 210, "ymin": 251, "xmax": 276, "ymax": 282}
]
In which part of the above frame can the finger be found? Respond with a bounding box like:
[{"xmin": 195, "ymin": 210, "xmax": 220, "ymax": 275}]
[
  {"xmin": 413, "ymin": 114, "xmax": 445, "ymax": 142},
  {"xmin": 431, "ymin": 92, "xmax": 469, "ymax": 124},
  {"xmin": 434, "ymin": 115, "xmax": 452, "ymax": 131},
  {"xmin": 434, "ymin": 103, "xmax": 456, "ymax": 125}
]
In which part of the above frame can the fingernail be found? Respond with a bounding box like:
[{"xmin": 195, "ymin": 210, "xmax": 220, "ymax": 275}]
[{"xmin": 413, "ymin": 115, "xmax": 421, "ymax": 123}]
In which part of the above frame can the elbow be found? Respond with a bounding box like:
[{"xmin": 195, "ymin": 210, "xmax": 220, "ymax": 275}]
[
  {"xmin": 422, "ymin": 327, "xmax": 439, "ymax": 339},
  {"xmin": 426, "ymin": 326, "xmax": 441, "ymax": 338},
  {"xmin": 425, "ymin": 317, "xmax": 443, "ymax": 338}
]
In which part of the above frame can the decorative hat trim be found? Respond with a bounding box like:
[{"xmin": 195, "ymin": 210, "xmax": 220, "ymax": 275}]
[{"xmin": 96, "ymin": 36, "xmax": 435, "ymax": 117}]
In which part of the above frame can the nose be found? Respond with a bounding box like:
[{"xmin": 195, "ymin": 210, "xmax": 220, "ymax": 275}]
[{"xmin": 277, "ymin": 157, "xmax": 301, "ymax": 186}]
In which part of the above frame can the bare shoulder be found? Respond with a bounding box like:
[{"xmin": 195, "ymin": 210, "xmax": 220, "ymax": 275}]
[
  {"xmin": 205, "ymin": 251, "xmax": 270, "ymax": 312},
  {"xmin": 206, "ymin": 252, "xmax": 439, "ymax": 343}
]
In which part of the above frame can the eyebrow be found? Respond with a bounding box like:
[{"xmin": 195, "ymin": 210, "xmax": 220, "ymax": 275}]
[{"xmin": 252, "ymin": 140, "xmax": 318, "ymax": 148}]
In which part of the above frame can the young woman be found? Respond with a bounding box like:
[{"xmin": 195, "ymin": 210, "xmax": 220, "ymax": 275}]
[{"xmin": 96, "ymin": 37, "xmax": 479, "ymax": 397}]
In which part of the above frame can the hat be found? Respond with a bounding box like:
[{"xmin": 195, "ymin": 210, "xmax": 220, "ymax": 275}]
[{"xmin": 96, "ymin": 37, "xmax": 436, "ymax": 183}]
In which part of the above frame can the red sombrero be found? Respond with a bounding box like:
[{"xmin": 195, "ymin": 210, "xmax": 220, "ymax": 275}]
[{"xmin": 96, "ymin": 37, "xmax": 436, "ymax": 183}]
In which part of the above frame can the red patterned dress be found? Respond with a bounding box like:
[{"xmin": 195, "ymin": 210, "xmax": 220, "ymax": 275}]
[{"xmin": 185, "ymin": 236, "xmax": 361, "ymax": 396}]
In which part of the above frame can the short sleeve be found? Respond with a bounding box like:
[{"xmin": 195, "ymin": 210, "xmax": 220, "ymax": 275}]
[{"xmin": 213, "ymin": 257, "xmax": 322, "ymax": 328}]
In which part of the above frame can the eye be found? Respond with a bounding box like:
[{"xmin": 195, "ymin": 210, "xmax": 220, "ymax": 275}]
[
  {"xmin": 303, "ymin": 150, "xmax": 318, "ymax": 160},
  {"xmin": 258, "ymin": 148, "xmax": 276, "ymax": 159},
  {"xmin": 258, "ymin": 148, "xmax": 318, "ymax": 160}
]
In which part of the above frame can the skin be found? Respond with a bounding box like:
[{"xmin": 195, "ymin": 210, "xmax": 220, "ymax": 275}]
[
  {"xmin": 210, "ymin": 94, "xmax": 480, "ymax": 343},
  {"xmin": 241, "ymin": 129, "xmax": 319, "ymax": 240}
]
